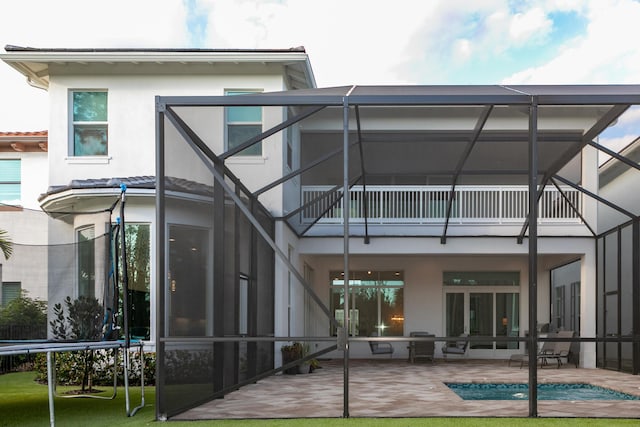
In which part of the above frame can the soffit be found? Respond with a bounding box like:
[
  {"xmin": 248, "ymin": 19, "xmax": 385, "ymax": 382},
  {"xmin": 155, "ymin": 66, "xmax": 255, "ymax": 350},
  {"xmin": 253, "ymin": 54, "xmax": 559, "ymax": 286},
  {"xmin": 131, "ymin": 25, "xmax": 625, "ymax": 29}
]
[
  {"xmin": 0, "ymin": 46, "xmax": 315, "ymax": 90},
  {"xmin": 0, "ymin": 131, "xmax": 48, "ymax": 152}
]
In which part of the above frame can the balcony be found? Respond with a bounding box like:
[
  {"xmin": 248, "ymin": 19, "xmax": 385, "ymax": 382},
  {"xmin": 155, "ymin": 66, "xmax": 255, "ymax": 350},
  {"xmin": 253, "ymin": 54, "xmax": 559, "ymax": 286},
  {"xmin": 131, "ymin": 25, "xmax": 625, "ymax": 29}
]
[{"xmin": 301, "ymin": 185, "xmax": 582, "ymax": 226}]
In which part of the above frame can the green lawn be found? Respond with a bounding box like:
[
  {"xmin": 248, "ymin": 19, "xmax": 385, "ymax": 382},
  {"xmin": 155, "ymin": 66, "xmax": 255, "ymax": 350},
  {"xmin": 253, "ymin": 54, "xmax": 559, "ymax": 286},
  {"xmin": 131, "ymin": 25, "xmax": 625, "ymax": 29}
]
[{"xmin": 1, "ymin": 371, "xmax": 638, "ymax": 427}]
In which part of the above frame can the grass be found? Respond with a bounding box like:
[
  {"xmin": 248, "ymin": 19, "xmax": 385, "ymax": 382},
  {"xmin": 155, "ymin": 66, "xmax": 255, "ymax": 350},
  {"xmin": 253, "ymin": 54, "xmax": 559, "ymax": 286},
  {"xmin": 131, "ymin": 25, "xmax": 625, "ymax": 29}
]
[{"xmin": 1, "ymin": 371, "xmax": 639, "ymax": 427}]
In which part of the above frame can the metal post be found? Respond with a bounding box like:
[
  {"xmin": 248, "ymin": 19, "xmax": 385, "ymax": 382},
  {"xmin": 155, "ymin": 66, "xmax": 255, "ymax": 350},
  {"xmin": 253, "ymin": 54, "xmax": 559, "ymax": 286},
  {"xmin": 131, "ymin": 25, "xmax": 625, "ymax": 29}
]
[
  {"xmin": 342, "ymin": 98, "xmax": 350, "ymax": 418},
  {"xmin": 527, "ymin": 98, "xmax": 539, "ymax": 417},
  {"xmin": 47, "ymin": 351, "xmax": 55, "ymax": 426},
  {"xmin": 633, "ymin": 219, "xmax": 640, "ymax": 374},
  {"xmin": 155, "ymin": 99, "xmax": 167, "ymax": 421},
  {"xmin": 118, "ymin": 183, "xmax": 132, "ymax": 415}
]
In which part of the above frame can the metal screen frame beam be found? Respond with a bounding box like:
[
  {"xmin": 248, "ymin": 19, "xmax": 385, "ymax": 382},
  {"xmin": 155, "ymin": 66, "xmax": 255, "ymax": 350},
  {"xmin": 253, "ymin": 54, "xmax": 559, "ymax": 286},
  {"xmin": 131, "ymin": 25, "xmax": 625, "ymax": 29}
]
[
  {"xmin": 518, "ymin": 104, "xmax": 631, "ymax": 242},
  {"xmin": 354, "ymin": 106, "xmax": 370, "ymax": 244},
  {"xmin": 588, "ymin": 140, "xmax": 640, "ymax": 172},
  {"xmin": 553, "ymin": 174, "xmax": 637, "ymax": 219},
  {"xmin": 441, "ymin": 105, "xmax": 493, "ymax": 244},
  {"xmin": 162, "ymin": 102, "xmax": 338, "ymax": 329},
  {"xmin": 220, "ymin": 105, "xmax": 325, "ymax": 160},
  {"xmin": 254, "ymin": 142, "xmax": 356, "ymax": 196},
  {"xmin": 549, "ymin": 177, "xmax": 597, "ymax": 236}
]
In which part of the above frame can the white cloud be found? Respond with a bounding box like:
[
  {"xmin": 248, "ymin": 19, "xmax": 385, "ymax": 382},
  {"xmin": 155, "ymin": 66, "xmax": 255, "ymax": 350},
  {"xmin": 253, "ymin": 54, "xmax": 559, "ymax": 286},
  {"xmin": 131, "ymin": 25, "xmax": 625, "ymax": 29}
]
[
  {"xmin": 199, "ymin": 0, "xmax": 435, "ymax": 85},
  {"xmin": 2, "ymin": 0, "xmax": 640, "ymax": 131},
  {"xmin": 509, "ymin": 8, "xmax": 552, "ymax": 45},
  {"xmin": 503, "ymin": 0, "xmax": 640, "ymax": 84}
]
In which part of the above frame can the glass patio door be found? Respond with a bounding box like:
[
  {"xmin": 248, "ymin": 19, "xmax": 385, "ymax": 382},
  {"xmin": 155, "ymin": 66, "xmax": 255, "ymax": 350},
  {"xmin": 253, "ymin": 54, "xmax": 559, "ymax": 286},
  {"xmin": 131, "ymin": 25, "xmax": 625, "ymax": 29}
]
[
  {"xmin": 445, "ymin": 291, "xmax": 520, "ymax": 353},
  {"xmin": 470, "ymin": 293, "xmax": 493, "ymax": 349}
]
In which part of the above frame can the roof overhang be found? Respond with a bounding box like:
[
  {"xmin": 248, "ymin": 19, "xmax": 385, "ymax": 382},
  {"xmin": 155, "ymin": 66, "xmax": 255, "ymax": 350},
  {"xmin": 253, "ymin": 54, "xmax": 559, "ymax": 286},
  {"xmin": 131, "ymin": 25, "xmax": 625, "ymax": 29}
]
[
  {"xmin": 0, "ymin": 131, "xmax": 48, "ymax": 152},
  {"xmin": 0, "ymin": 45, "xmax": 316, "ymax": 90}
]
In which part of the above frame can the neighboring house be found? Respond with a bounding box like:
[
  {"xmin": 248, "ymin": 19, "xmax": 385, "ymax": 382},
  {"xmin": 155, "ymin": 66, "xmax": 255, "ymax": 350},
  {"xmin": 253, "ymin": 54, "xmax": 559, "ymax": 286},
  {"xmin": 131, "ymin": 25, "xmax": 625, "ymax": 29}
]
[
  {"xmin": 3, "ymin": 45, "xmax": 640, "ymax": 419},
  {"xmin": 0, "ymin": 131, "xmax": 49, "ymax": 305}
]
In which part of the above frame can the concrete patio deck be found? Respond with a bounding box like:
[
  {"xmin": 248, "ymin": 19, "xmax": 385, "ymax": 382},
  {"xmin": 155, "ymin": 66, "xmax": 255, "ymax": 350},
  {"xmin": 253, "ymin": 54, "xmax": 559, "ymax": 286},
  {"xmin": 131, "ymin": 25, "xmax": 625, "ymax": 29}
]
[{"xmin": 174, "ymin": 358, "xmax": 640, "ymax": 420}]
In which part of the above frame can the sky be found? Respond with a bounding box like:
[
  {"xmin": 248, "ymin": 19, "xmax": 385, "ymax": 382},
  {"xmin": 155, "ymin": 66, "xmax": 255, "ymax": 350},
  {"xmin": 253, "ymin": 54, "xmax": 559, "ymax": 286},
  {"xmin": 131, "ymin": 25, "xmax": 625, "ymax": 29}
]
[{"xmin": 1, "ymin": 0, "xmax": 640, "ymax": 154}]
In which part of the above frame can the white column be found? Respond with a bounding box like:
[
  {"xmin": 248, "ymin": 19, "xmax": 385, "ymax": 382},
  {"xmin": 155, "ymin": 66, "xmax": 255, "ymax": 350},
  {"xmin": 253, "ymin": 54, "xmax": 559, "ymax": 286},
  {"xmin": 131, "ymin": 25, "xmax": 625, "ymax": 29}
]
[{"xmin": 581, "ymin": 249, "xmax": 597, "ymax": 368}]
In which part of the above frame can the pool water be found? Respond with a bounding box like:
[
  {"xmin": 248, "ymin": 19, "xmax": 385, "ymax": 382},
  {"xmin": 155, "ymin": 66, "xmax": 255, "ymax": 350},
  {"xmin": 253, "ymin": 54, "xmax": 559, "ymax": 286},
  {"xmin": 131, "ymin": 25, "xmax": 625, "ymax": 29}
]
[{"xmin": 446, "ymin": 383, "xmax": 640, "ymax": 400}]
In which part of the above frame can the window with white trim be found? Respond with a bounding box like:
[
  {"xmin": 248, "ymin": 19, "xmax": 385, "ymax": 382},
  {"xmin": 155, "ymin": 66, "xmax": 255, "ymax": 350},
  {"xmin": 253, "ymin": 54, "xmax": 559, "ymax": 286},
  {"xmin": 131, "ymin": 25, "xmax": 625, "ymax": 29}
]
[
  {"xmin": 225, "ymin": 90, "xmax": 262, "ymax": 156},
  {"xmin": 0, "ymin": 159, "xmax": 20, "ymax": 204},
  {"xmin": 1, "ymin": 282, "xmax": 21, "ymax": 306},
  {"xmin": 70, "ymin": 90, "xmax": 108, "ymax": 156}
]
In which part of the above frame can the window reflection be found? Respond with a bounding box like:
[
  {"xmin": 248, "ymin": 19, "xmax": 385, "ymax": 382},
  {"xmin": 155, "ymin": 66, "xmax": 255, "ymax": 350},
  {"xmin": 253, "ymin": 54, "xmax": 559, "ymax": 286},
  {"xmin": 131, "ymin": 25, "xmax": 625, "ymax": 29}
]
[{"xmin": 330, "ymin": 271, "xmax": 404, "ymax": 337}]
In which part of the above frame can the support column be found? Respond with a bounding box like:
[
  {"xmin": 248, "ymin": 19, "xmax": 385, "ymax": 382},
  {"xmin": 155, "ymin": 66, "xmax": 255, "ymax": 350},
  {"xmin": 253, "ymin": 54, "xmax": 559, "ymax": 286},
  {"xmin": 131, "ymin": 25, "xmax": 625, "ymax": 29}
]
[
  {"xmin": 342, "ymin": 99, "xmax": 351, "ymax": 419},
  {"xmin": 527, "ymin": 98, "xmax": 539, "ymax": 417},
  {"xmin": 581, "ymin": 245, "xmax": 597, "ymax": 368},
  {"xmin": 633, "ymin": 219, "xmax": 640, "ymax": 374}
]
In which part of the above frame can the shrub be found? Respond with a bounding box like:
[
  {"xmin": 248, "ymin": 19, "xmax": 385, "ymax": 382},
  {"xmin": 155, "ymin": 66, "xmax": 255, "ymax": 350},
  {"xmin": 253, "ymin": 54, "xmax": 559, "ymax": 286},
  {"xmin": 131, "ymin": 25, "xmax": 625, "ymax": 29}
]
[
  {"xmin": 34, "ymin": 350, "xmax": 155, "ymax": 387},
  {"xmin": 0, "ymin": 291, "xmax": 47, "ymax": 339}
]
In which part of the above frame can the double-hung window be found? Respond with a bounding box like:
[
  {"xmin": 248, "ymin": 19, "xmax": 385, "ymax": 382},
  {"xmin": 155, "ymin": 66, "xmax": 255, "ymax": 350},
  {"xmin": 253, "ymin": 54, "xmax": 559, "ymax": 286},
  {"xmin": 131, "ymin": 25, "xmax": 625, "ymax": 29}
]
[
  {"xmin": 225, "ymin": 90, "xmax": 263, "ymax": 156},
  {"xmin": 0, "ymin": 159, "xmax": 20, "ymax": 204},
  {"xmin": 71, "ymin": 90, "xmax": 108, "ymax": 156}
]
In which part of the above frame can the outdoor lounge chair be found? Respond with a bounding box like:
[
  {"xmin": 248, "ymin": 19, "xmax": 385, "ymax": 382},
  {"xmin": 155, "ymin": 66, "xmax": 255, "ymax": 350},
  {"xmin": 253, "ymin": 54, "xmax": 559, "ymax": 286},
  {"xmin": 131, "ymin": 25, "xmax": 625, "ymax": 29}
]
[
  {"xmin": 441, "ymin": 333, "xmax": 468, "ymax": 360},
  {"xmin": 368, "ymin": 331, "xmax": 394, "ymax": 357},
  {"xmin": 537, "ymin": 330, "xmax": 574, "ymax": 368},
  {"xmin": 508, "ymin": 351, "xmax": 528, "ymax": 367},
  {"xmin": 408, "ymin": 331, "xmax": 435, "ymax": 363}
]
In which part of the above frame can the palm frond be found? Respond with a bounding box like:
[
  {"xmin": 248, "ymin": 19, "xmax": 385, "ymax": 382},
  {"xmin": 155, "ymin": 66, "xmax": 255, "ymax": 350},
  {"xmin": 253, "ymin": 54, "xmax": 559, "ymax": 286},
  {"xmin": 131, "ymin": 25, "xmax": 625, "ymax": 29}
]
[{"xmin": 0, "ymin": 229, "xmax": 13, "ymax": 260}]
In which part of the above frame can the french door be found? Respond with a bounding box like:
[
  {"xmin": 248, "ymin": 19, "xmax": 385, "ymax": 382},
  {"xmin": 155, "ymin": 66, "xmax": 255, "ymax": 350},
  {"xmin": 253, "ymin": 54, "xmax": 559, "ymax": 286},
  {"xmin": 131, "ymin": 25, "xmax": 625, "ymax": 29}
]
[{"xmin": 446, "ymin": 290, "xmax": 520, "ymax": 355}]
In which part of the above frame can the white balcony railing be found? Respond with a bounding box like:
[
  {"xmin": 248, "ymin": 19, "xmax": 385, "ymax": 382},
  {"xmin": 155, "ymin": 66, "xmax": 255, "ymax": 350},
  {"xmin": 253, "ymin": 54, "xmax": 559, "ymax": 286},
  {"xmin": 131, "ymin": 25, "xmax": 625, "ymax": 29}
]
[{"xmin": 301, "ymin": 185, "xmax": 582, "ymax": 225}]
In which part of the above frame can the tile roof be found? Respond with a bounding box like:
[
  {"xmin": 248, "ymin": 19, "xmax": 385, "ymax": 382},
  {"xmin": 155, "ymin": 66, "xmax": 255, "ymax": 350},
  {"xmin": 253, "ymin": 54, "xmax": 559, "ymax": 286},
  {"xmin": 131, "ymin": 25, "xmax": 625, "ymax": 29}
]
[
  {"xmin": 40, "ymin": 176, "xmax": 214, "ymax": 200},
  {"xmin": 0, "ymin": 131, "xmax": 48, "ymax": 137}
]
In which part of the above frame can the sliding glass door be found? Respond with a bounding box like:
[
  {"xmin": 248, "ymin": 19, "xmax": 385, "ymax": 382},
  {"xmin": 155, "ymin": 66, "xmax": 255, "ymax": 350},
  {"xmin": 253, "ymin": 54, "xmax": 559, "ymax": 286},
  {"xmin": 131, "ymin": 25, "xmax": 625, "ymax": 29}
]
[
  {"xmin": 445, "ymin": 291, "xmax": 520, "ymax": 354},
  {"xmin": 444, "ymin": 272, "xmax": 520, "ymax": 356}
]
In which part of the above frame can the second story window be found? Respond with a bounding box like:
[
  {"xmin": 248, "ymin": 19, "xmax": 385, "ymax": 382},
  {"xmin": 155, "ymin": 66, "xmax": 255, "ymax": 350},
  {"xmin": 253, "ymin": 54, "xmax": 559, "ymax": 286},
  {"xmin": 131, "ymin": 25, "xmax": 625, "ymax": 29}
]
[
  {"xmin": 225, "ymin": 90, "xmax": 262, "ymax": 157},
  {"xmin": 71, "ymin": 90, "xmax": 108, "ymax": 156},
  {"xmin": 0, "ymin": 159, "xmax": 20, "ymax": 204}
]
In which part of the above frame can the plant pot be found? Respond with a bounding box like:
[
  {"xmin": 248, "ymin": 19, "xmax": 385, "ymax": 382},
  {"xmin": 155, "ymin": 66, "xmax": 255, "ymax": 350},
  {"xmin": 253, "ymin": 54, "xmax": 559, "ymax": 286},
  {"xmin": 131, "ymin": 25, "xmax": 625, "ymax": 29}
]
[{"xmin": 298, "ymin": 362, "xmax": 310, "ymax": 374}]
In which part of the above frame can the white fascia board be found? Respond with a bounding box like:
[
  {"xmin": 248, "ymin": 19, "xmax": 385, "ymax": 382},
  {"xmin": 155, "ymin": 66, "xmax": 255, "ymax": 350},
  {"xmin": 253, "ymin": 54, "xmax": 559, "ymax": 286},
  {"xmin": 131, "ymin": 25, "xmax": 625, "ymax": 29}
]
[
  {"xmin": 0, "ymin": 50, "xmax": 314, "ymax": 90},
  {"xmin": 0, "ymin": 50, "xmax": 310, "ymax": 64}
]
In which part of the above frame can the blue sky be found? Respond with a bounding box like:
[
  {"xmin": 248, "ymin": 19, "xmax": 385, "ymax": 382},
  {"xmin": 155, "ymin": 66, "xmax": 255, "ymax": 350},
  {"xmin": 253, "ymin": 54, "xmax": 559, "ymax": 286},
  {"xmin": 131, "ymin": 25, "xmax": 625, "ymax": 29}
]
[{"xmin": 1, "ymin": 0, "xmax": 640, "ymax": 137}]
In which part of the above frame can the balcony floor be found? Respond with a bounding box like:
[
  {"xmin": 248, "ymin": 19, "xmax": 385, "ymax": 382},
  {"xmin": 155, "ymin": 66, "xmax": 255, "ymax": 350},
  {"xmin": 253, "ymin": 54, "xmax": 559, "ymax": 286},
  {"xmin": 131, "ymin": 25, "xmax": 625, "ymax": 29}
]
[{"xmin": 173, "ymin": 358, "xmax": 640, "ymax": 420}]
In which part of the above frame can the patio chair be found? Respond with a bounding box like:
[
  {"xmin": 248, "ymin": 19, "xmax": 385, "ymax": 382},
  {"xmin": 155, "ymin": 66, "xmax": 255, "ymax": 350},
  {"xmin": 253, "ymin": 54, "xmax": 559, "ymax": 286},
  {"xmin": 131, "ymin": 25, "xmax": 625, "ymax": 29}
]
[
  {"xmin": 368, "ymin": 331, "xmax": 394, "ymax": 357},
  {"xmin": 408, "ymin": 331, "xmax": 435, "ymax": 363},
  {"xmin": 511, "ymin": 332, "xmax": 556, "ymax": 368},
  {"xmin": 538, "ymin": 330, "xmax": 574, "ymax": 368},
  {"xmin": 508, "ymin": 352, "xmax": 528, "ymax": 367},
  {"xmin": 441, "ymin": 333, "xmax": 468, "ymax": 360}
]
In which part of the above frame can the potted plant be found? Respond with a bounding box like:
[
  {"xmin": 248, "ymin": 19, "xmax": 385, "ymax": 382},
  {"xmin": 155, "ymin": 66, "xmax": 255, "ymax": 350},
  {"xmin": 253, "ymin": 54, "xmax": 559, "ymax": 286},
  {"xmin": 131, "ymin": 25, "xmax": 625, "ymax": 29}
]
[
  {"xmin": 281, "ymin": 342, "xmax": 304, "ymax": 374},
  {"xmin": 281, "ymin": 342, "xmax": 321, "ymax": 374}
]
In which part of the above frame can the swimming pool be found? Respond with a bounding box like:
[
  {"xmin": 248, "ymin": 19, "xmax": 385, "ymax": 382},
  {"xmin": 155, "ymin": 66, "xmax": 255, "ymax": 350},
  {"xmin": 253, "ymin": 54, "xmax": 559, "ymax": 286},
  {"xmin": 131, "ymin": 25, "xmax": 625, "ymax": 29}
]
[{"xmin": 446, "ymin": 382, "xmax": 640, "ymax": 400}]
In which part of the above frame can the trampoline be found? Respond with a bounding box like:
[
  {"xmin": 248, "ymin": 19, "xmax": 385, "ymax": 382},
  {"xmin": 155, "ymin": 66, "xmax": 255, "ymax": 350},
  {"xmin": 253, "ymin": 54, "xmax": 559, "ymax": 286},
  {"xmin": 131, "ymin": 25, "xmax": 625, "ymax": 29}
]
[{"xmin": 0, "ymin": 184, "xmax": 145, "ymax": 426}]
